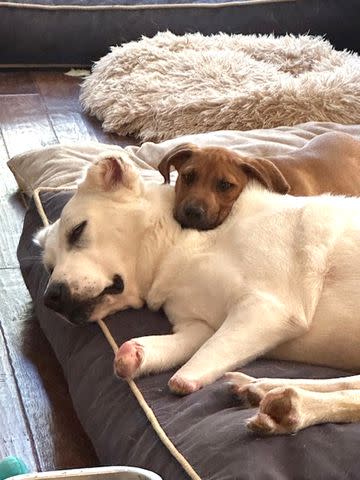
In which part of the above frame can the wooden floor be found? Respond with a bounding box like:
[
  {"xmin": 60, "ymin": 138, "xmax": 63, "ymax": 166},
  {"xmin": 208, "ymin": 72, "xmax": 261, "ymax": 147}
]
[{"xmin": 0, "ymin": 70, "xmax": 135, "ymax": 472}]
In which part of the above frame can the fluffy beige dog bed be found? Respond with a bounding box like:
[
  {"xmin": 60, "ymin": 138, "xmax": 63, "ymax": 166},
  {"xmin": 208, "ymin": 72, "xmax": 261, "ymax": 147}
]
[{"xmin": 81, "ymin": 32, "xmax": 360, "ymax": 142}]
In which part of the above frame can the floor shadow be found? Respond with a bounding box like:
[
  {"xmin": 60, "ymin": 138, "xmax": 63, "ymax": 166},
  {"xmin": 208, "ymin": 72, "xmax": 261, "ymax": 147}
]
[{"xmin": 20, "ymin": 311, "xmax": 98, "ymax": 470}]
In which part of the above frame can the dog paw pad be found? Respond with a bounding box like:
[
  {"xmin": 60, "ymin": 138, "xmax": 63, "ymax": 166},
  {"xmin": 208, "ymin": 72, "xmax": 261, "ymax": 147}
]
[
  {"xmin": 168, "ymin": 375, "xmax": 201, "ymax": 395},
  {"xmin": 247, "ymin": 387, "xmax": 301, "ymax": 435},
  {"xmin": 114, "ymin": 340, "xmax": 144, "ymax": 379}
]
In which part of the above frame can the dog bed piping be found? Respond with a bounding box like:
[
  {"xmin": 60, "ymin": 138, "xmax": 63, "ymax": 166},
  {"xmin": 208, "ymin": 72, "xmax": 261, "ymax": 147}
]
[
  {"xmin": 0, "ymin": 0, "xmax": 289, "ymax": 12},
  {"xmin": 34, "ymin": 186, "xmax": 203, "ymax": 480}
]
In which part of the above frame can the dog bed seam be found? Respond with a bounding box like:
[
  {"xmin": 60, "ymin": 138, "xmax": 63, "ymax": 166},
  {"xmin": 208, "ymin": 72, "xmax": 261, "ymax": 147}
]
[{"xmin": 0, "ymin": 0, "xmax": 288, "ymax": 11}]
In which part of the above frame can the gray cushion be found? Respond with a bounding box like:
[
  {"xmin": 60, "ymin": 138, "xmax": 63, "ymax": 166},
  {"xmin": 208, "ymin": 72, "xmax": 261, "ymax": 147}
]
[
  {"xmin": 1, "ymin": 0, "xmax": 359, "ymax": 67},
  {"xmin": 17, "ymin": 190, "xmax": 360, "ymax": 480}
]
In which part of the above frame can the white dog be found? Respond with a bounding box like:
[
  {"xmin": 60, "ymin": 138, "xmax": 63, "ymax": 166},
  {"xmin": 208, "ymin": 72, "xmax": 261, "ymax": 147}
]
[{"xmin": 37, "ymin": 154, "xmax": 360, "ymax": 435}]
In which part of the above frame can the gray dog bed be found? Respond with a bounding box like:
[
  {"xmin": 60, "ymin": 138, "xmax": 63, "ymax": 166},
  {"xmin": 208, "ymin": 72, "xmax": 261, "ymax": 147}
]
[
  {"xmin": 12, "ymin": 123, "xmax": 360, "ymax": 479},
  {"xmin": 17, "ymin": 189, "xmax": 360, "ymax": 479}
]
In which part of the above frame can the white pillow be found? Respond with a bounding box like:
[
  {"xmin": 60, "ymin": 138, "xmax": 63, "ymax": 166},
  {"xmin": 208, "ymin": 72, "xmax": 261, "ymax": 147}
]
[{"xmin": 8, "ymin": 122, "xmax": 360, "ymax": 196}]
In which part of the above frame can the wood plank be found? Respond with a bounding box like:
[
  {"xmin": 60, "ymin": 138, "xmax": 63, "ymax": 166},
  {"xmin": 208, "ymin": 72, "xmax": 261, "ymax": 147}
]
[
  {"xmin": 0, "ymin": 270, "xmax": 33, "ymax": 325},
  {"xmin": 0, "ymin": 193, "xmax": 24, "ymax": 269},
  {"xmin": 0, "ymin": 269, "xmax": 98, "ymax": 470},
  {"xmin": 0, "ymin": 316, "xmax": 38, "ymax": 470},
  {"xmin": 0, "ymin": 72, "xmax": 38, "ymax": 95},
  {"xmin": 77, "ymin": 109, "xmax": 135, "ymax": 146},
  {"xmin": 74, "ymin": 112, "xmax": 137, "ymax": 147},
  {"xmin": 85, "ymin": 115, "xmax": 138, "ymax": 147},
  {"xmin": 33, "ymin": 71, "xmax": 99, "ymax": 143},
  {"xmin": 0, "ymin": 94, "xmax": 58, "ymax": 158},
  {"xmin": 48, "ymin": 111, "xmax": 136, "ymax": 147},
  {"xmin": 0, "ymin": 133, "xmax": 25, "ymax": 269},
  {"xmin": 0, "ymin": 70, "xmax": 98, "ymax": 472},
  {"xmin": 33, "ymin": 71, "xmax": 137, "ymax": 147},
  {"xmin": 31, "ymin": 71, "xmax": 82, "ymax": 113},
  {"xmin": 48, "ymin": 112, "xmax": 98, "ymax": 144},
  {"xmin": 0, "ymin": 129, "xmax": 15, "ymax": 194}
]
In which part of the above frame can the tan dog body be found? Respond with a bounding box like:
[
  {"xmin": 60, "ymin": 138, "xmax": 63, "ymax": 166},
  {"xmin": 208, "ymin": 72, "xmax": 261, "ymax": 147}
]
[
  {"xmin": 270, "ymin": 132, "xmax": 360, "ymax": 196},
  {"xmin": 159, "ymin": 132, "xmax": 360, "ymax": 229}
]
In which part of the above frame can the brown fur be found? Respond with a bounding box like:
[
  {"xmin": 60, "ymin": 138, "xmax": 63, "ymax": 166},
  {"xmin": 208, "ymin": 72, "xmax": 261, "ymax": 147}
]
[{"xmin": 158, "ymin": 132, "xmax": 360, "ymax": 230}]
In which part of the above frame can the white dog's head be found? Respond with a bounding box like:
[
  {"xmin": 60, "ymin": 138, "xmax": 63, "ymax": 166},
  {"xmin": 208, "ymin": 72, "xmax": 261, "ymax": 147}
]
[{"xmin": 35, "ymin": 154, "xmax": 147, "ymax": 324}]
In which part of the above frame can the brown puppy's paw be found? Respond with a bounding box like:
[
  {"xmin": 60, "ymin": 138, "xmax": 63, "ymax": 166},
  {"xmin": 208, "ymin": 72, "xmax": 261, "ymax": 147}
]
[
  {"xmin": 247, "ymin": 387, "xmax": 302, "ymax": 435},
  {"xmin": 114, "ymin": 340, "xmax": 144, "ymax": 379},
  {"xmin": 225, "ymin": 372, "xmax": 266, "ymax": 406},
  {"xmin": 168, "ymin": 374, "xmax": 202, "ymax": 395}
]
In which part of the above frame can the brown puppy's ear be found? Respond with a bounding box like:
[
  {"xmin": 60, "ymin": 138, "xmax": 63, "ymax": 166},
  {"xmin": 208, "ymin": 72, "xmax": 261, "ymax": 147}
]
[
  {"xmin": 240, "ymin": 158, "xmax": 290, "ymax": 194},
  {"xmin": 84, "ymin": 155, "xmax": 139, "ymax": 192},
  {"xmin": 158, "ymin": 143, "xmax": 199, "ymax": 184}
]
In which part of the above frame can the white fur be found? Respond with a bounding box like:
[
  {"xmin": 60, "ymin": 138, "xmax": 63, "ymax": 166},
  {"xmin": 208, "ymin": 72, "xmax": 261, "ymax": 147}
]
[
  {"xmin": 40, "ymin": 158, "xmax": 360, "ymax": 432},
  {"xmin": 127, "ymin": 184, "xmax": 360, "ymax": 383}
]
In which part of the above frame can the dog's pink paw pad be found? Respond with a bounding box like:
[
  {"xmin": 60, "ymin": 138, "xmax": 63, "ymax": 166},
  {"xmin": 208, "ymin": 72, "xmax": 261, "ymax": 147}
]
[
  {"xmin": 168, "ymin": 375, "xmax": 202, "ymax": 395},
  {"xmin": 114, "ymin": 340, "xmax": 144, "ymax": 379}
]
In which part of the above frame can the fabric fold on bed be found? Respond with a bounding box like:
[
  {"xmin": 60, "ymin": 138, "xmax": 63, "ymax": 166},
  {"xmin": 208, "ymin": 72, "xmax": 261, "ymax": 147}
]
[{"xmin": 8, "ymin": 122, "xmax": 360, "ymax": 196}]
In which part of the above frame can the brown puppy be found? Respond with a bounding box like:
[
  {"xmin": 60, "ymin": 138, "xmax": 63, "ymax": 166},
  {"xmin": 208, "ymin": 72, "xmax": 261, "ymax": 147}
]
[{"xmin": 158, "ymin": 132, "xmax": 360, "ymax": 230}]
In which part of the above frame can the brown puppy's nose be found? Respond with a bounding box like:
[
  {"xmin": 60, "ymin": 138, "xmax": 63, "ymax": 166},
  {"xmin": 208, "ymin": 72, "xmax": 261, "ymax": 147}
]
[
  {"xmin": 44, "ymin": 281, "xmax": 71, "ymax": 314},
  {"xmin": 184, "ymin": 204, "xmax": 205, "ymax": 222}
]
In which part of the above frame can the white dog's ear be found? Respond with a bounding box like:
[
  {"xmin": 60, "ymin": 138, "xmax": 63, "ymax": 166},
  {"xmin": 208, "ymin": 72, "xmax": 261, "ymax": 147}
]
[
  {"xmin": 84, "ymin": 155, "xmax": 140, "ymax": 192},
  {"xmin": 34, "ymin": 224, "xmax": 52, "ymax": 248}
]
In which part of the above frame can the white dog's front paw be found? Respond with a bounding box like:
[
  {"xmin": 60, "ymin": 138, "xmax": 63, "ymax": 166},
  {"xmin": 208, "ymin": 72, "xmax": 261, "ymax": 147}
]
[
  {"xmin": 114, "ymin": 340, "xmax": 144, "ymax": 379},
  {"xmin": 168, "ymin": 373, "xmax": 203, "ymax": 395}
]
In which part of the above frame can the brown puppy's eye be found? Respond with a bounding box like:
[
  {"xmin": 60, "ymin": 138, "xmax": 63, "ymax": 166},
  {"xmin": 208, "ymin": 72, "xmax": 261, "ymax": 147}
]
[
  {"xmin": 68, "ymin": 220, "xmax": 87, "ymax": 245},
  {"xmin": 217, "ymin": 180, "xmax": 234, "ymax": 192},
  {"xmin": 182, "ymin": 171, "xmax": 196, "ymax": 186}
]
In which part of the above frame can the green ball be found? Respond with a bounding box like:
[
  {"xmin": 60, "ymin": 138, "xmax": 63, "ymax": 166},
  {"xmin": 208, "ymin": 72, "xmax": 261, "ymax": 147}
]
[{"xmin": 0, "ymin": 457, "xmax": 29, "ymax": 479}]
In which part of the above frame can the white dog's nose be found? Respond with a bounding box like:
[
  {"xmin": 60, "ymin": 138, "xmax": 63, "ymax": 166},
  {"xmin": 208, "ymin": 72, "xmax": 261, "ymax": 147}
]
[{"xmin": 44, "ymin": 281, "xmax": 71, "ymax": 314}]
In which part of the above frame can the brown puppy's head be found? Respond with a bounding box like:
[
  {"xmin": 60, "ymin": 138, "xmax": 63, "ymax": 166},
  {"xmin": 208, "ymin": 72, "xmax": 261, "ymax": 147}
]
[{"xmin": 158, "ymin": 144, "xmax": 290, "ymax": 230}]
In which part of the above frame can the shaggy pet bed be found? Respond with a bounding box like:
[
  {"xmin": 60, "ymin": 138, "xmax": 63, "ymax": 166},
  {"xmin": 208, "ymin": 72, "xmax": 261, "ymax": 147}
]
[{"xmin": 80, "ymin": 32, "xmax": 360, "ymax": 142}]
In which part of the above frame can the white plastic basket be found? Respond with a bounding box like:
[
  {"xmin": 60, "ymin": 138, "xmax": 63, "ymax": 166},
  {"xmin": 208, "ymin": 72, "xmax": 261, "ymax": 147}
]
[{"xmin": 8, "ymin": 466, "xmax": 162, "ymax": 480}]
